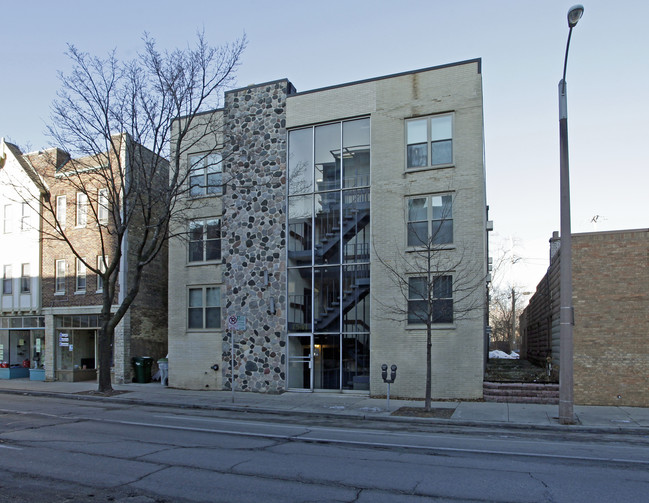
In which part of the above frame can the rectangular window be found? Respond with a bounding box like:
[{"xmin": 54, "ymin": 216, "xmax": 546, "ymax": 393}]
[
  {"xmin": 76, "ymin": 193, "xmax": 88, "ymax": 227},
  {"xmin": 408, "ymin": 275, "xmax": 453, "ymax": 324},
  {"xmin": 98, "ymin": 188, "xmax": 109, "ymax": 225},
  {"xmin": 20, "ymin": 264, "xmax": 30, "ymax": 293},
  {"xmin": 76, "ymin": 259, "xmax": 86, "ymax": 292},
  {"xmin": 406, "ymin": 114, "xmax": 453, "ymax": 169},
  {"xmin": 56, "ymin": 195, "xmax": 67, "ymax": 230},
  {"xmin": 55, "ymin": 260, "xmax": 66, "ymax": 293},
  {"xmin": 188, "ymin": 286, "xmax": 221, "ymax": 329},
  {"xmin": 2, "ymin": 265, "xmax": 12, "ymax": 295},
  {"xmin": 3, "ymin": 204, "xmax": 12, "ymax": 233},
  {"xmin": 20, "ymin": 203, "xmax": 30, "ymax": 231},
  {"xmin": 407, "ymin": 194, "xmax": 453, "ymax": 246},
  {"xmin": 97, "ymin": 256, "xmax": 107, "ymax": 292},
  {"xmin": 189, "ymin": 153, "xmax": 222, "ymax": 197},
  {"xmin": 188, "ymin": 219, "xmax": 221, "ymax": 263}
]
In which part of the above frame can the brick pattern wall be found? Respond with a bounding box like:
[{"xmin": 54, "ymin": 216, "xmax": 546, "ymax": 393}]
[
  {"xmin": 29, "ymin": 138, "xmax": 168, "ymax": 384},
  {"xmin": 572, "ymin": 229, "xmax": 649, "ymax": 406},
  {"xmin": 522, "ymin": 229, "xmax": 649, "ymax": 406}
]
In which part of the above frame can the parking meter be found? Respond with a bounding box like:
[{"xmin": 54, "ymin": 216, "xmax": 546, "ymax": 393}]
[
  {"xmin": 381, "ymin": 363, "xmax": 397, "ymax": 411},
  {"xmin": 381, "ymin": 363, "xmax": 397, "ymax": 384}
]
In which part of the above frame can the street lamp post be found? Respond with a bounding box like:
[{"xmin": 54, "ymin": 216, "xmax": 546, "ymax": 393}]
[{"xmin": 558, "ymin": 4, "xmax": 584, "ymax": 425}]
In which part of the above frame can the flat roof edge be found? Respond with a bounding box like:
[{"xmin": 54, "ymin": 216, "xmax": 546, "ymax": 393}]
[{"xmin": 288, "ymin": 58, "xmax": 482, "ymax": 98}]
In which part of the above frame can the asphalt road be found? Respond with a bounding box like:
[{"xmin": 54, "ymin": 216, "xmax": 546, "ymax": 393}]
[{"xmin": 1, "ymin": 394, "xmax": 648, "ymax": 502}]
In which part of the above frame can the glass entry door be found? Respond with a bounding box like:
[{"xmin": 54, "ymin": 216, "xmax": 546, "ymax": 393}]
[
  {"xmin": 288, "ymin": 334, "xmax": 312, "ymax": 390},
  {"xmin": 314, "ymin": 334, "xmax": 340, "ymax": 390}
]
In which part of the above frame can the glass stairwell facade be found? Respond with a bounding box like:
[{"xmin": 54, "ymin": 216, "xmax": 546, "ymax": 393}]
[{"xmin": 287, "ymin": 118, "xmax": 370, "ymax": 391}]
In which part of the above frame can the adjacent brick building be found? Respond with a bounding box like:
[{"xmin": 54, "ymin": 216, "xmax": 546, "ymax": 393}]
[
  {"xmin": 169, "ymin": 60, "xmax": 490, "ymax": 399},
  {"xmin": 3, "ymin": 136, "xmax": 169, "ymax": 383},
  {"xmin": 520, "ymin": 229, "xmax": 649, "ymax": 406}
]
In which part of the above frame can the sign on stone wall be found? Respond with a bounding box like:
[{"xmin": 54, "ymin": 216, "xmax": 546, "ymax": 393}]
[{"xmin": 227, "ymin": 315, "xmax": 246, "ymax": 331}]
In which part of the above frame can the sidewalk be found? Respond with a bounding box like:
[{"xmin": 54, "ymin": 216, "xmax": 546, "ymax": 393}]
[{"xmin": 1, "ymin": 378, "xmax": 648, "ymax": 433}]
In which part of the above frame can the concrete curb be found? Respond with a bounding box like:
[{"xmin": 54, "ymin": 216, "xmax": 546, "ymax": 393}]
[{"xmin": 2, "ymin": 388, "xmax": 648, "ymax": 436}]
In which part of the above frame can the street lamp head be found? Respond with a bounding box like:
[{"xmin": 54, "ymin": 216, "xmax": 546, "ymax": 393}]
[{"xmin": 567, "ymin": 5, "xmax": 584, "ymax": 28}]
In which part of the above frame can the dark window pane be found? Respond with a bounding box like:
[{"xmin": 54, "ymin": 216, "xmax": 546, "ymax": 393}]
[
  {"xmin": 408, "ymin": 300, "xmax": 427, "ymax": 324},
  {"xmin": 431, "ymin": 220, "xmax": 453, "ymax": 244},
  {"xmin": 434, "ymin": 276, "xmax": 453, "ymax": 298},
  {"xmin": 188, "ymin": 308, "xmax": 203, "ymax": 329},
  {"xmin": 205, "ymin": 307, "xmax": 221, "ymax": 328},
  {"xmin": 408, "ymin": 277, "xmax": 426, "ymax": 300},
  {"xmin": 189, "ymin": 242, "xmax": 203, "ymax": 262},
  {"xmin": 433, "ymin": 299, "xmax": 453, "ymax": 323},
  {"xmin": 408, "ymin": 222, "xmax": 428, "ymax": 246},
  {"xmin": 205, "ymin": 240, "xmax": 221, "ymax": 261},
  {"xmin": 431, "ymin": 140, "xmax": 452, "ymax": 165},
  {"xmin": 407, "ymin": 143, "xmax": 427, "ymax": 168}
]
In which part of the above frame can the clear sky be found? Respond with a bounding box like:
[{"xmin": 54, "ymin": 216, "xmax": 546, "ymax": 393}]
[{"xmin": 2, "ymin": 0, "xmax": 647, "ymax": 294}]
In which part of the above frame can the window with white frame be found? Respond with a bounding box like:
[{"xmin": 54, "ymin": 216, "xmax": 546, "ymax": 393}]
[
  {"xmin": 20, "ymin": 203, "xmax": 30, "ymax": 231},
  {"xmin": 2, "ymin": 265, "xmax": 12, "ymax": 295},
  {"xmin": 98, "ymin": 188, "xmax": 109, "ymax": 225},
  {"xmin": 188, "ymin": 286, "xmax": 221, "ymax": 329},
  {"xmin": 76, "ymin": 259, "xmax": 86, "ymax": 292},
  {"xmin": 189, "ymin": 153, "xmax": 222, "ymax": 197},
  {"xmin": 55, "ymin": 260, "xmax": 66, "ymax": 293},
  {"xmin": 76, "ymin": 193, "xmax": 88, "ymax": 227},
  {"xmin": 188, "ymin": 219, "xmax": 221, "ymax": 263},
  {"xmin": 407, "ymin": 275, "xmax": 453, "ymax": 324},
  {"xmin": 56, "ymin": 195, "xmax": 67, "ymax": 229},
  {"xmin": 3, "ymin": 204, "xmax": 12, "ymax": 233},
  {"xmin": 96, "ymin": 256, "xmax": 107, "ymax": 292},
  {"xmin": 20, "ymin": 264, "xmax": 30, "ymax": 293},
  {"xmin": 406, "ymin": 114, "xmax": 453, "ymax": 169},
  {"xmin": 407, "ymin": 194, "xmax": 453, "ymax": 246}
]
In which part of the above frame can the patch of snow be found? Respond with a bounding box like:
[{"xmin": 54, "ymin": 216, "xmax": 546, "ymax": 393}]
[
  {"xmin": 489, "ymin": 350, "xmax": 519, "ymax": 359},
  {"xmin": 359, "ymin": 407, "xmax": 382, "ymax": 413}
]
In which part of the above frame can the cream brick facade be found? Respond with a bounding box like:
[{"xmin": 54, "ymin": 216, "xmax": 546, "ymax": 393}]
[{"xmin": 169, "ymin": 61, "xmax": 488, "ymax": 399}]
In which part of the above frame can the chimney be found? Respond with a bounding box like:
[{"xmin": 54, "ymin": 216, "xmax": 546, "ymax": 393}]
[{"xmin": 549, "ymin": 231, "xmax": 561, "ymax": 263}]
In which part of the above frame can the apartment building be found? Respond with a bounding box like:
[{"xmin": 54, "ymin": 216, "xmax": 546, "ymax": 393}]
[
  {"xmin": 169, "ymin": 60, "xmax": 489, "ymax": 399},
  {"xmin": 1, "ymin": 136, "xmax": 168, "ymax": 383},
  {"xmin": 0, "ymin": 139, "xmax": 45, "ymax": 378}
]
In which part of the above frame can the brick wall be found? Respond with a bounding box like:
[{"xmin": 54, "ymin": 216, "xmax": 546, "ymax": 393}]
[
  {"xmin": 29, "ymin": 137, "xmax": 169, "ymax": 384},
  {"xmin": 572, "ymin": 229, "xmax": 649, "ymax": 406},
  {"xmin": 522, "ymin": 229, "xmax": 649, "ymax": 406}
]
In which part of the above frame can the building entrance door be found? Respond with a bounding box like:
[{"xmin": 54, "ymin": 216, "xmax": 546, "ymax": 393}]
[
  {"xmin": 287, "ymin": 334, "xmax": 312, "ymax": 390},
  {"xmin": 313, "ymin": 334, "xmax": 340, "ymax": 390}
]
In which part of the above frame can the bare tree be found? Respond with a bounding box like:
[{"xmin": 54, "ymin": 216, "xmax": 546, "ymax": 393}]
[
  {"xmin": 374, "ymin": 194, "xmax": 485, "ymax": 411},
  {"xmin": 487, "ymin": 240, "xmax": 528, "ymax": 353},
  {"xmin": 29, "ymin": 32, "xmax": 246, "ymax": 393}
]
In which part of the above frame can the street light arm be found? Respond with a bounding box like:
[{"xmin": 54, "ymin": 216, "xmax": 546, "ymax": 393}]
[{"xmin": 562, "ymin": 27, "xmax": 574, "ymax": 86}]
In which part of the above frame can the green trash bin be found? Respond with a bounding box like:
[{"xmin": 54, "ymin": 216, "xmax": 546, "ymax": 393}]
[{"xmin": 132, "ymin": 356, "xmax": 154, "ymax": 383}]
